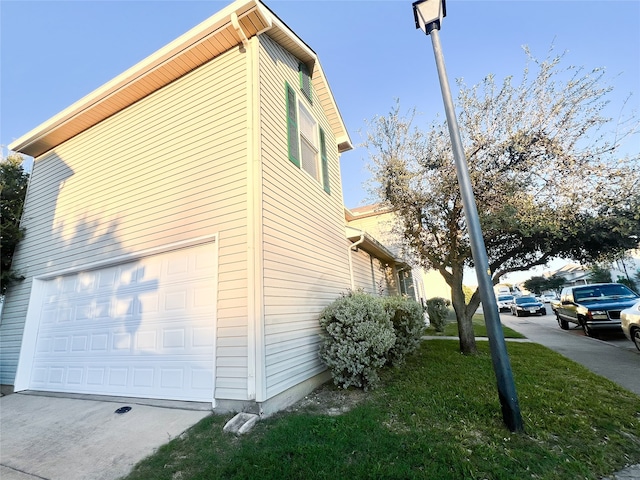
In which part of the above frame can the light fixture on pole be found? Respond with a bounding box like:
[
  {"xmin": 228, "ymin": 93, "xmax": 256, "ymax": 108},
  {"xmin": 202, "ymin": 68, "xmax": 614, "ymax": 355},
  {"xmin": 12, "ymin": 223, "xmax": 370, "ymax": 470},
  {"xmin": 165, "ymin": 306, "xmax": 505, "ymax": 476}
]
[
  {"xmin": 412, "ymin": 0, "xmax": 524, "ymax": 433},
  {"xmin": 413, "ymin": 0, "xmax": 445, "ymax": 33}
]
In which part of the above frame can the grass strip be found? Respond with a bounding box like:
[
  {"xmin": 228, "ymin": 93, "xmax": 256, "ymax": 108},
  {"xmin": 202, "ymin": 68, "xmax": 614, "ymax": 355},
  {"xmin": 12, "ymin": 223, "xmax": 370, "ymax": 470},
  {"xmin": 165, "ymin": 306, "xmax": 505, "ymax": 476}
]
[
  {"xmin": 125, "ymin": 341, "xmax": 640, "ymax": 480},
  {"xmin": 425, "ymin": 314, "xmax": 526, "ymax": 338}
]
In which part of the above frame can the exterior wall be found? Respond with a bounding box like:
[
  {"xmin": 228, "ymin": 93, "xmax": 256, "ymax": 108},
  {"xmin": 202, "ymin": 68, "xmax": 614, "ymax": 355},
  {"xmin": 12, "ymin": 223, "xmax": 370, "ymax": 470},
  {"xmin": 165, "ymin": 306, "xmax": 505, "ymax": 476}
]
[
  {"xmin": 347, "ymin": 209, "xmax": 451, "ymax": 302},
  {"xmin": 348, "ymin": 212, "xmax": 400, "ymax": 256},
  {"xmin": 415, "ymin": 270, "xmax": 451, "ymax": 301},
  {"xmin": 258, "ymin": 34, "xmax": 352, "ymax": 401},
  {"xmin": 0, "ymin": 46, "xmax": 251, "ymax": 401},
  {"xmin": 350, "ymin": 247, "xmax": 395, "ymax": 296}
]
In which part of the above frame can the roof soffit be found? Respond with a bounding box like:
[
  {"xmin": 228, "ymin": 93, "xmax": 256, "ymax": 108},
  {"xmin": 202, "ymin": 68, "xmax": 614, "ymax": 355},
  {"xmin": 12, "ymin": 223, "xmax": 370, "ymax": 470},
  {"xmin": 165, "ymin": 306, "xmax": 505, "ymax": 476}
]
[
  {"xmin": 10, "ymin": 0, "xmax": 351, "ymax": 157},
  {"xmin": 346, "ymin": 227, "xmax": 398, "ymax": 264}
]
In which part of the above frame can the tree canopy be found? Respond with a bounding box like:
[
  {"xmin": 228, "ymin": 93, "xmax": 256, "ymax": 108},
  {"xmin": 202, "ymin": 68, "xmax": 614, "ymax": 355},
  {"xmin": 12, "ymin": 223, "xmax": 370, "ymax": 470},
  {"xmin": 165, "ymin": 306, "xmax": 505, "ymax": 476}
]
[
  {"xmin": 588, "ymin": 264, "xmax": 613, "ymax": 283},
  {"xmin": 522, "ymin": 276, "xmax": 548, "ymax": 295},
  {"xmin": 364, "ymin": 48, "xmax": 640, "ymax": 354},
  {"xmin": 1, "ymin": 154, "xmax": 30, "ymax": 296},
  {"xmin": 523, "ymin": 275, "xmax": 565, "ymax": 295}
]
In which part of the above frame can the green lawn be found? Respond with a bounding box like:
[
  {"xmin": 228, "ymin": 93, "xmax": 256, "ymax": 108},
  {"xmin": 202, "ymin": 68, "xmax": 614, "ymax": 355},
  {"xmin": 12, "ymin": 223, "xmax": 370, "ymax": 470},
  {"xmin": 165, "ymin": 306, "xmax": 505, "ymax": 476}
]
[
  {"xmin": 125, "ymin": 341, "xmax": 640, "ymax": 480},
  {"xmin": 425, "ymin": 313, "xmax": 526, "ymax": 338}
]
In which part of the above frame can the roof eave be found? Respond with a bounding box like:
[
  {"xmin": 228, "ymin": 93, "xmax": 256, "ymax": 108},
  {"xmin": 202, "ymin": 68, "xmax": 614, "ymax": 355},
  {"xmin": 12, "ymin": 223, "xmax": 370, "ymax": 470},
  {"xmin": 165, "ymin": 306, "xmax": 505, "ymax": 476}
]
[
  {"xmin": 9, "ymin": 0, "xmax": 273, "ymax": 157},
  {"xmin": 9, "ymin": 0, "xmax": 352, "ymax": 158},
  {"xmin": 346, "ymin": 227, "xmax": 398, "ymax": 264}
]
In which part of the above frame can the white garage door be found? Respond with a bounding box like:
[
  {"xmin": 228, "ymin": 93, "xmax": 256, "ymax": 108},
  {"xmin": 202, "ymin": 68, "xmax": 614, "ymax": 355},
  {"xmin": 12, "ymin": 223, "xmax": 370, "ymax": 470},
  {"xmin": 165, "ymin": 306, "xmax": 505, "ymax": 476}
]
[{"xmin": 22, "ymin": 243, "xmax": 217, "ymax": 402}]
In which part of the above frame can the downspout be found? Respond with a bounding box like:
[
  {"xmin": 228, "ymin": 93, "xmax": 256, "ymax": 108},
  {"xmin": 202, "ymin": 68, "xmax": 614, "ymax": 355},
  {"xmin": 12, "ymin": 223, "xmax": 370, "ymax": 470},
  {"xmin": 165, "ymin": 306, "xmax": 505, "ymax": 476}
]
[{"xmin": 347, "ymin": 232, "xmax": 365, "ymax": 290}]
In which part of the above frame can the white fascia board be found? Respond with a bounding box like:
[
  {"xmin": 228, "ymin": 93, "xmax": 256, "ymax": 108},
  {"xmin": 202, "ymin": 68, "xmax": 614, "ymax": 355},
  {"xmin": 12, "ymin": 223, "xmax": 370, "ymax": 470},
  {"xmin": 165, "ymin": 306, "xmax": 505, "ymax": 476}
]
[{"xmin": 9, "ymin": 0, "xmax": 272, "ymax": 154}]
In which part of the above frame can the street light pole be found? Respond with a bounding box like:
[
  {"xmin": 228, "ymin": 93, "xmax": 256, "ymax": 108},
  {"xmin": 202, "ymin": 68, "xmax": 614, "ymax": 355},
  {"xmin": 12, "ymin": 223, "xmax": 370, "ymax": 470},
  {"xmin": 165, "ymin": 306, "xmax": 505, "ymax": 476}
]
[{"xmin": 413, "ymin": 0, "xmax": 524, "ymax": 433}]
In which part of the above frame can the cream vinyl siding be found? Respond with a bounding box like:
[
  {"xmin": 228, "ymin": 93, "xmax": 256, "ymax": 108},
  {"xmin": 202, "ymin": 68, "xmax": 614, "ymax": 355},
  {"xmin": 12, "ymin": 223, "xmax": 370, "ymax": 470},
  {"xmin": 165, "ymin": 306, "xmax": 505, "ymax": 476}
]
[
  {"xmin": 258, "ymin": 35, "xmax": 351, "ymax": 399},
  {"xmin": 348, "ymin": 211, "xmax": 448, "ymax": 302},
  {"xmin": 0, "ymin": 46, "xmax": 250, "ymax": 400},
  {"xmin": 347, "ymin": 213, "xmax": 401, "ymax": 257},
  {"xmin": 350, "ymin": 247, "xmax": 395, "ymax": 296}
]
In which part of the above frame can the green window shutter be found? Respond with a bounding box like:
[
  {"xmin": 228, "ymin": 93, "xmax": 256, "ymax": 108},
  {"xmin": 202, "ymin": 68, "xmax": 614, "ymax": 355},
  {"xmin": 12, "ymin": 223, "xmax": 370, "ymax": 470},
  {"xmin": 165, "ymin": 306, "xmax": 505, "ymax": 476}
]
[
  {"xmin": 299, "ymin": 63, "xmax": 312, "ymax": 103},
  {"xmin": 320, "ymin": 128, "xmax": 330, "ymax": 194},
  {"xmin": 286, "ymin": 83, "xmax": 300, "ymax": 167}
]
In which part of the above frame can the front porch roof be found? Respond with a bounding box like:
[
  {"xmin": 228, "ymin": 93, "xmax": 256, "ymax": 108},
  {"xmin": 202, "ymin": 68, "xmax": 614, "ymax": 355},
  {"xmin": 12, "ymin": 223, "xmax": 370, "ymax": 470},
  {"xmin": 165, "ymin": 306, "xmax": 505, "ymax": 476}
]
[{"xmin": 345, "ymin": 226, "xmax": 400, "ymax": 265}]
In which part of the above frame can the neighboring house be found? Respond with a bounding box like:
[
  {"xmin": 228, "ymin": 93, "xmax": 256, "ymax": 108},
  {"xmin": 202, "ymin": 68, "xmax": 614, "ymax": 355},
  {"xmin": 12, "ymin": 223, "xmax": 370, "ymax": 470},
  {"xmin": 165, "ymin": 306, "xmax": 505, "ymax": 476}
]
[
  {"xmin": 543, "ymin": 263, "xmax": 590, "ymax": 286},
  {"xmin": 0, "ymin": 0, "xmax": 404, "ymax": 415},
  {"xmin": 345, "ymin": 204, "xmax": 451, "ymax": 303},
  {"xmin": 547, "ymin": 253, "xmax": 640, "ymax": 289}
]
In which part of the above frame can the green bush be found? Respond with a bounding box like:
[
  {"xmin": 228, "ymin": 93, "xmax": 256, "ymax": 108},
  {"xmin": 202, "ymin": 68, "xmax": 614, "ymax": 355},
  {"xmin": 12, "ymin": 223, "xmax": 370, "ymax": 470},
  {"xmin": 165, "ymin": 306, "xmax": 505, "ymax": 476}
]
[
  {"xmin": 318, "ymin": 291, "xmax": 396, "ymax": 390},
  {"xmin": 426, "ymin": 297, "xmax": 451, "ymax": 333},
  {"xmin": 381, "ymin": 295, "xmax": 426, "ymax": 366}
]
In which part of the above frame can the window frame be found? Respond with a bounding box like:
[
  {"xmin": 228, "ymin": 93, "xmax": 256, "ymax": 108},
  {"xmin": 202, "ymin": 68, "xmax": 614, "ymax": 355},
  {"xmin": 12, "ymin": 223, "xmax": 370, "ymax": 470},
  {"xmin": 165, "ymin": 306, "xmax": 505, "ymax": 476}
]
[
  {"xmin": 299, "ymin": 62, "xmax": 312, "ymax": 103},
  {"xmin": 398, "ymin": 267, "xmax": 416, "ymax": 300},
  {"xmin": 285, "ymin": 81, "xmax": 330, "ymax": 194}
]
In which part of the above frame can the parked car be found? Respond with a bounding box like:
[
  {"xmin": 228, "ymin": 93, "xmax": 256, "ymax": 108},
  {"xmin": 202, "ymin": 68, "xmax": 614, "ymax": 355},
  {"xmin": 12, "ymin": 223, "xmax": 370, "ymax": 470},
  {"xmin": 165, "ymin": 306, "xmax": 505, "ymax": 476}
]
[
  {"xmin": 540, "ymin": 293, "xmax": 558, "ymax": 303},
  {"xmin": 555, "ymin": 283, "xmax": 640, "ymax": 337},
  {"xmin": 510, "ymin": 296, "xmax": 546, "ymax": 317},
  {"xmin": 620, "ymin": 300, "xmax": 640, "ymax": 351},
  {"xmin": 496, "ymin": 295, "xmax": 515, "ymax": 312}
]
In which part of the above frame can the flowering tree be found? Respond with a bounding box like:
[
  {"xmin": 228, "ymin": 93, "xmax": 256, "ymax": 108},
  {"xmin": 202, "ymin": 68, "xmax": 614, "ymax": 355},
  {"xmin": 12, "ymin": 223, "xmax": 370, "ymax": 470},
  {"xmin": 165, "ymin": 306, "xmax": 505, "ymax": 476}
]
[{"xmin": 365, "ymin": 48, "xmax": 640, "ymax": 354}]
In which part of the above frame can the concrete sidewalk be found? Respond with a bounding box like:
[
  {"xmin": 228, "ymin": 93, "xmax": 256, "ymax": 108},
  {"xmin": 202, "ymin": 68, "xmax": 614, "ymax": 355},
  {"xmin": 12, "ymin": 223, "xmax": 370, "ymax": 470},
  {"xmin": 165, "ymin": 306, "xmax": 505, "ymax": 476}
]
[{"xmin": 0, "ymin": 393, "xmax": 211, "ymax": 480}]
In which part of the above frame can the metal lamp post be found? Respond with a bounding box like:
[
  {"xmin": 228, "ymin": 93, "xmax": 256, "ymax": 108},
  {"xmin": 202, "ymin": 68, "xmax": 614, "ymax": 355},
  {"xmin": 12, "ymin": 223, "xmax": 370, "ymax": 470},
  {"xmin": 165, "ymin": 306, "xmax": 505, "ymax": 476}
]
[{"xmin": 412, "ymin": 0, "xmax": 524, "ymax": 433}]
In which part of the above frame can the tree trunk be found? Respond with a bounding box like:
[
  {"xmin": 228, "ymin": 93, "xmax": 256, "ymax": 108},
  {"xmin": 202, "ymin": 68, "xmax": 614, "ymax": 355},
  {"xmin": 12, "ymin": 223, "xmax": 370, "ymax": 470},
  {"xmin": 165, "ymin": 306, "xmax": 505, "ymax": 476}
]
[{"xmin": 450, "ymin": 277, "xmax": 478, "ymax": 355}]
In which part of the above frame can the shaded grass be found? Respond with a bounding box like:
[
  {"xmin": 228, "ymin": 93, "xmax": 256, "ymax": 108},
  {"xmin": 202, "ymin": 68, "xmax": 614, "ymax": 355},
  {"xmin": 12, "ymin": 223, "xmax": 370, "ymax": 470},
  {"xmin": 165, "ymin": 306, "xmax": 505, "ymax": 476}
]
[
  {"xmin": 425, "ymin": 313, "xmax": 526, "ymax": 338},
  {"xmin": 125, "ymin": 341, "xmax": 640, "ymax": 480}
]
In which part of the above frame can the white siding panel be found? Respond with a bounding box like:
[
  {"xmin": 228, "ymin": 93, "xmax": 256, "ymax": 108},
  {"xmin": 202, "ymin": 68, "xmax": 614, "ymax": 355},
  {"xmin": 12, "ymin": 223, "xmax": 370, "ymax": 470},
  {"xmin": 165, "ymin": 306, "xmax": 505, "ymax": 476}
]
[
  {"xmin": 351, "ymin": 248, "xmax": 394, "ymax": 296},
  {"xmin": 351, "ymin": 249, "xmax": 376, "ymax": 294},
  {"xmin": 1, "ymin": 45, "xmax": 250, "ymax": 402},
  {"xmin": 258, "ymin": 35, "xmax": 351, "ymax": 399}
]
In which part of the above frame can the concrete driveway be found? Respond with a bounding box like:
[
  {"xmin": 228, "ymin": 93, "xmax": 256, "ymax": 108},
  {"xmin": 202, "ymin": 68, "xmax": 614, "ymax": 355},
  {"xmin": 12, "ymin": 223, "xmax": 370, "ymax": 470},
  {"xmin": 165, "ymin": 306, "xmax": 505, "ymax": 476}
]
[{"xmin": 0, "ymin": 392, "xmax": 211, "ymax": 480}]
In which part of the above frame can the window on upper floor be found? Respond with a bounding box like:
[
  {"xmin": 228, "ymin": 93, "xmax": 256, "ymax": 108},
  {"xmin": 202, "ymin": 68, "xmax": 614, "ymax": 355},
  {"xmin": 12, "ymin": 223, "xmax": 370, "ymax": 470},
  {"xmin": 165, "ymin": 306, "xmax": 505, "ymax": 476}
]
[
  {"xmin": 299, "ymin": 62, "xmax": 312, "ymax": 103},
  {"xmin": 286, "ymin": 82, "xmax": 330, "ymax": 194}
]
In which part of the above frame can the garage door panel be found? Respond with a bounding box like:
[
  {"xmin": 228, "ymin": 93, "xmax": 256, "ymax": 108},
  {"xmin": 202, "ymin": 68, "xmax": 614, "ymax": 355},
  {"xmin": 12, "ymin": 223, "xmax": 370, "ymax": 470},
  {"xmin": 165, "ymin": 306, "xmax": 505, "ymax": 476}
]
[
  {"xmin": 25, "ymin": 243, "xmax": 217, "ymax": 402},
  {"xmin": 39, "ymin": 280, "xmax": 215, "ymax": 329},
  {"xmin": 34, "ymin": 318, "xmax": 216, "ymax": 355},
  {"xmin": 29, "ymin": 360, "xmax": 215, "ymax": 401}
]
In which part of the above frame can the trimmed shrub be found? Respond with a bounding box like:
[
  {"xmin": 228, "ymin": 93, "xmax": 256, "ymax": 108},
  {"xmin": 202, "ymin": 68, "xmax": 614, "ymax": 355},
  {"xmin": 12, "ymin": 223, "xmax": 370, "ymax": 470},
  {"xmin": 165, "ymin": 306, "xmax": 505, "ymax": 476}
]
[
  {"xmin": 427, "ymin": 297, "xmax": 451, "ymax": 333},
  {"xmin": 381, "ymin": 295, "xmax": 426, "ymax": 366},
  {"xmin": 318, "ymin": 291, "xmax": 396, "ymax": 390}
]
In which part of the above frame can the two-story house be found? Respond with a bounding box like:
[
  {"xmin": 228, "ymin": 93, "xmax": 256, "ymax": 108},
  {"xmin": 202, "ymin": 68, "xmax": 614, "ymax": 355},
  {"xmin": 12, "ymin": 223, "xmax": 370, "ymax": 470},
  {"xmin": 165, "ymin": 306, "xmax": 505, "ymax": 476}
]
[{"xmin": 0, "ymin": 0, "xmax": 415, "ymax": 415}]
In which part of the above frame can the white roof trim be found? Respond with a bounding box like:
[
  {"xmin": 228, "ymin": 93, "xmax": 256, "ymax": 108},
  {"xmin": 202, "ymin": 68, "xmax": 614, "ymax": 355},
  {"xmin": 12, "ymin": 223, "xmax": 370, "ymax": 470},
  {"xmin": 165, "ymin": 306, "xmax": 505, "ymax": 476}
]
[{"xmin": 9, "ymin": 0, "xmax": 352, "ymax": 157}]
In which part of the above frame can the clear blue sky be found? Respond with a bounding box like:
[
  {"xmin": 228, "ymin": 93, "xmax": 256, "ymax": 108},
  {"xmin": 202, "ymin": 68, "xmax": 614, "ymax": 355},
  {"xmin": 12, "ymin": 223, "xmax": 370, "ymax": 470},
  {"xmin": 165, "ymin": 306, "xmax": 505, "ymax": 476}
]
[{"xmin": 2, "ymin": 1, "xmax": 638, "ymax": 207}]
